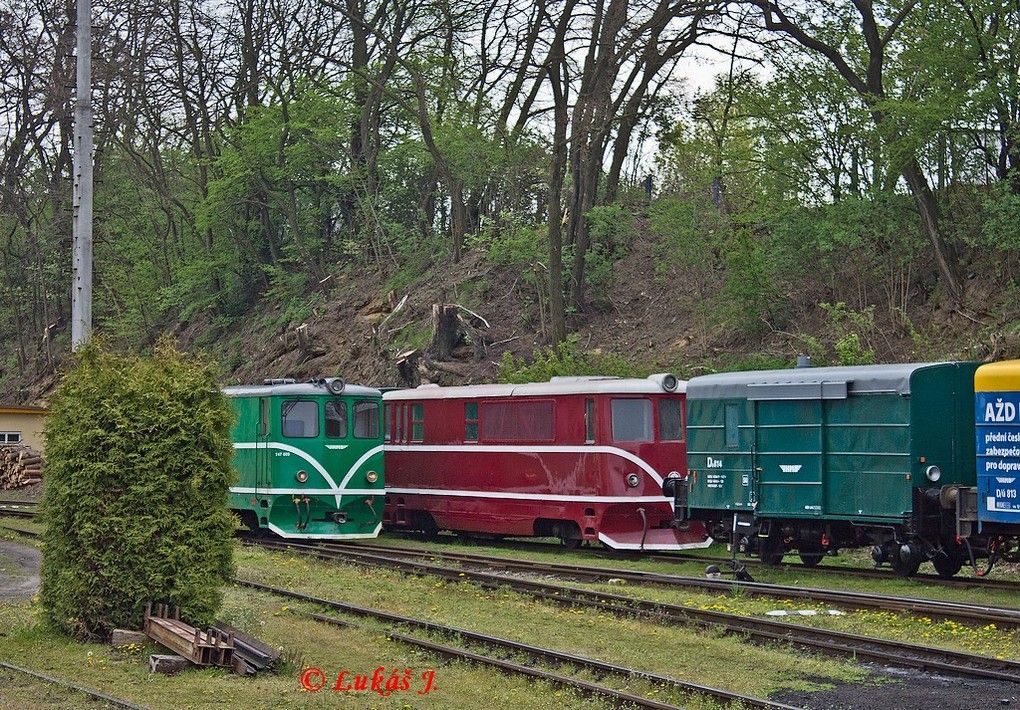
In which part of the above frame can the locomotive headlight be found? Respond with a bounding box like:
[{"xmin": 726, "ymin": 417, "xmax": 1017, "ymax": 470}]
[
  {"xmin": 925, "ymin": 465, "xmax": 941, "ymax": 482},
  {"xmin": 295, "ymin": 469, "xmax": 309, "ymax": 483},
  {"xmin": 366, "ymin": 470, "xmax": 379, "ymax": 484},
  {"xmin": 626, "ymin": 473, "xmax": 640, "ymax": 488}
]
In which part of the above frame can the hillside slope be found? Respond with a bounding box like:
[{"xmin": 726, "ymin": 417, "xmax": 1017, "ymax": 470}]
[{"xmin": 5, "ymin": 206, "xmax": 1019, "ymax": 404}]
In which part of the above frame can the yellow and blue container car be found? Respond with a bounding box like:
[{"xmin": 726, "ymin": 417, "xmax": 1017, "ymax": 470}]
[
  {"xmin": 224, "ymin": 378, "xmax": 385, "ymax": 539},
  {"xmin": 967, "ymin": 361, "xmax": 1020, "ymax": 572},
  {"xmin": 975, "ymin": 360, "xmax": 1020, "ymax": 531}
]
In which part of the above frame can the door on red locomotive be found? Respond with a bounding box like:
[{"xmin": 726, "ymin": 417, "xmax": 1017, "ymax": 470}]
[{"xmin": 382, "ymin": 375, "xmax": 711, "ymax": 551}]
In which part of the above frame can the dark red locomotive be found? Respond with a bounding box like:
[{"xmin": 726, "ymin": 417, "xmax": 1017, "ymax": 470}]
[{"xmin": 382, "ymin": 375, "xmax": 711, "ymax": 550}]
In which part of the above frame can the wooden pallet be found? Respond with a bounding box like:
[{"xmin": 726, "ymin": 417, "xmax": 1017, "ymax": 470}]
[{"xmin": 143, "ymin": 603, "xmax": 234, "ymax": 667}]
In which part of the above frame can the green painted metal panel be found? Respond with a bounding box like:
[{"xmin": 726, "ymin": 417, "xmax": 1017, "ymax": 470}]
[
  {"xmin": 687, "ymin": 399, "xmax": 754, "ymax": 511},
  {"xmin": 822, "ymin": 393, "xmax": 911, "ymax": 518},
  {"xmin": 754, "ymin": 398, "xmax": 823, "ymax": 517},
  {"xmin": 909, "ymin": 363, "xmax": 979, "ymax": 488},
  {"xmin": 688, "ymin": 362, "xmax": 979, "ymax": 523}
]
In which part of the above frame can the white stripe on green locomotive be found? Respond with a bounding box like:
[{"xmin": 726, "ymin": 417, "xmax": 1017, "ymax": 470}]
[{"xmin": 224, "ymin": 378, "xmax": 384, "ymax": 539}]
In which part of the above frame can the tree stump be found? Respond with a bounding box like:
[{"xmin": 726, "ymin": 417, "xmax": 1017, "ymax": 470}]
[{"xmin": 430, "ymin": 304, "xmax": 461, "ymax": 360}]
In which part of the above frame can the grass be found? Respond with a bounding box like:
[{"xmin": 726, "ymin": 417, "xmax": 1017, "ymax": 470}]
[
  {"xmin": 0, "ymin": 516, "xmax": 43, "ymax": 541},
  {"xmin": 235, "ymin": 545, "xmax": 868, "ymax": 702},
  {"xmin": 5, "ymin": 525, "xmax": 1015, "ymax": 709},
  {"xmin": 0, "ymin": 585, "xmax": 628, "ymax": 709},
  {"xmin": 363, "ymin": 533, "xmax": 1020, "ymax": 610},
  {"xmin": 0, "ymin": 668, "xmax": 123, "ymax": 709}
]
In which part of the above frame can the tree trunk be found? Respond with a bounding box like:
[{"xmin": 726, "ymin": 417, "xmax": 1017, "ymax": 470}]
[
  {"xmin": 548, "ymin": 69, "xmax": 569, "ymax": 345},
  {"xmin": 901, "ymin": 157, "xmax": 963, "ymax": 306}
]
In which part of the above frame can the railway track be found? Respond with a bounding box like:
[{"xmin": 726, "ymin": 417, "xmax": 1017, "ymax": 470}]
[
  {"xmin": 0, "ymin": 660, "xmax": 147, "ymax": 709},
  {"xmin": 385, "ymin": 531, "xmax": 1020, "ymax": 592},
  {"xmin": 247, "ymin": 538, "xmax": 1020, "ymax": 683},
  {"xmin": 0, "ymin": 500, "xmax": 38, "ymax": 519},
  {"xmin": 319, "ymin": 541, "xmax": 1020, "ymax": 628},
  {"xmin": 236, "ymin": 578, "xmax": 798, "ymax": 710},
  {"xmin": 0, "ymin": 522, "xmax": 38, "ymax": 538}
]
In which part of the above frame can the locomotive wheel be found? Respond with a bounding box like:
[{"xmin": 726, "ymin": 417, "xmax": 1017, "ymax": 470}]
[
  {"xmin": 557, "ymin": 522, "xmax": 583, "ymax": 549},
  {"xmin": 759, "ymin": 549, "xmax": 785, "ymax": 566},
  {"xmin": 931, "ymin": 550, "xmax": 964, "ymax": 579},
  {"xmin": 891, "ymin": 544, "xmax": 922, "ymax": 577}
]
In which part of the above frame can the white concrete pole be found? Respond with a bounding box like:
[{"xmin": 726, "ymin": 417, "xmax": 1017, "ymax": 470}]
[{"xmin": 71, "ymin": 0, "xmax": 93, "ymax": 349}]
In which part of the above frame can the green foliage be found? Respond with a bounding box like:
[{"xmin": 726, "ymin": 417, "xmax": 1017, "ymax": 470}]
[
  {"xmin": 648, "ymin": 196, "xmax": 722, "ymax": 277},
  {"xmin": 819, "ymin": 302, "xmax": 877, "ymax": 365},
  {"xmin": 981, "ymin": 183, "xmax": 1020, "ymax": 251},
  {"xmin": 484, "ymin": 216, "xmax": 547, "ymax": 269},
  {"xmin": 497, "ymin": 335, "xmax": 640, "ymax": 383},
  {"xmin": 41, "ymin": 340, "xmax": 236, "ymax": 639},
  {"xmin": 719, "ymin": 229, "xmax": 788, "ymax": 333}
]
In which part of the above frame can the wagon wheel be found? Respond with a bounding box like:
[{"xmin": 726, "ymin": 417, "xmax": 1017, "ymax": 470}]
[
  {"xmin": 758, "ymin": 535, "xmax": 785, "ymax": 566},
  {"xmin": 891, "ymin": 545, "xmax": 922, "ymax": 577},
  {"xmin": 797, "ymin": 542, "xmax": 825, "ymax": 568},
  {"xmin": 931, "ymin": 549, "xmax": 964, "ymax": 579}
]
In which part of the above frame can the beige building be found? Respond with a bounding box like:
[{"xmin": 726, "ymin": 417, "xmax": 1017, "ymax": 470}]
[{"xmin": 0, "ymin": 406, "xmax": 47, "ymax": 452}]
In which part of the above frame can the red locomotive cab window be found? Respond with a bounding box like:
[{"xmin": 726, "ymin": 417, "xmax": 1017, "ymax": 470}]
[
  {"xmin": 411, "ymin": 403, "xmax": 425, "ymax": 441},
  {"xmin": 481, "ymin": 400, "xmax": 554, "ymax": 442},
  {"xmin": 611, "ymin": 398, "xmax": 653, "ymax": 442},
  {"xmin": 394, "ymin": 403, "xmax": 405, "ymax": 442},
  {"xmin": 584, "ymin": 398, "xmax": 596, "ymax": 443},
  {"xmin": 658, "ymin": 398, "xmax": 683, "ymax": 442},
  {"xmin": 465, "ymin": 402, "xmax": 479, "ymax": 442}
]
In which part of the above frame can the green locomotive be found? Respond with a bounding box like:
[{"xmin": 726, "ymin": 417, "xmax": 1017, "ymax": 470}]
[{"xmin": 225, "ymin": 378, "xmax": 384, "ymax": 539}]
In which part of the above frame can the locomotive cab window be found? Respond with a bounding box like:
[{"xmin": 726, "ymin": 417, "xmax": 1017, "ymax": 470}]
[
  {"xmin": 325, "ymin": 400, "xmax": 347, "ymax": 438},
  {"xmin": 282, "ymin": 400, "xmax": 318, "ymax": 438},
  {"xmin": 465, "ymin": 402, "xmax": 479, "ymax": 442},
  {"xmin": 659, "ymin": 399, "xmax": 683, "ymax": 441},
  {"xmin": 725, "ymin": 403, "xmax": 740, "ymax": 448},
  {"xmin": 411, "ymin": 403, "xmax": 425, "ymax": 441},
  {"xmin": 611, "ymin": 398, "xmax": 653, "ymax": 442},
  {"xmin": 354, "ymin": 401, "xmax": 380, "ymax": 439},
  {"xmin": 585, "ymin": 398, "xmax": 596, "ymax": 443}
]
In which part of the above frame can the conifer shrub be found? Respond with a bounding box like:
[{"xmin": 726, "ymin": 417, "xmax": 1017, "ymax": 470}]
[{"xmin": 41, "ymin": 340, "xmax": 235, "ymax": 639}]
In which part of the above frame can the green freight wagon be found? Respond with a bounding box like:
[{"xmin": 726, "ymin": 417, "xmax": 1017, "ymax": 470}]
[
  {"xmin": 225, "ymin": 378, "xmax": 385, "ymax": 539},
  {"xmin": 685, "ymin": 362, "xmax": 979, "ymax": 576}
]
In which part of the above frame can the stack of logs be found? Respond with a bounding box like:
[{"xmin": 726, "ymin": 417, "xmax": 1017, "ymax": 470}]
[{"xmin": 0, "ymin": 445, "xmax": 43, "ymax": 489}]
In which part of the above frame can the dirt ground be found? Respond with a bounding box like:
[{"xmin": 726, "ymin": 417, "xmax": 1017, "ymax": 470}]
[
  {"xmin": 0, "ymin": 540, "xmax": 40, "ymax": 600},
  {"xmin": 774, "ymin": 664, "xmax": 1019, "ymax": 709}
]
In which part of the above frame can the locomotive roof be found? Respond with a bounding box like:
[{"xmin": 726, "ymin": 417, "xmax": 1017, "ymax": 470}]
[
  {"xmin": 222, "ymin": 382, "xmax": 382, "ymax": 398},
  {"xmin": 383, "ymin": 374, "xmax": 684, "ymax": 400},
  {"xmin": 686, "ymin": 362, "xmax": 951, "ymax": 400}
]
